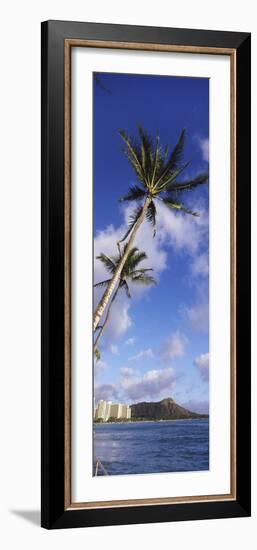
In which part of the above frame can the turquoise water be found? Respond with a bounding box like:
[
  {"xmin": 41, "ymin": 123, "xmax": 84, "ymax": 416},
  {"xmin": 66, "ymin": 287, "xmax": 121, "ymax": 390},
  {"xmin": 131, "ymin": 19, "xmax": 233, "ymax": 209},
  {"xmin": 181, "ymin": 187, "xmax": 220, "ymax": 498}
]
[{"xmin": 94, "ymin": 418, "xmax": 209, "ymax": 476}]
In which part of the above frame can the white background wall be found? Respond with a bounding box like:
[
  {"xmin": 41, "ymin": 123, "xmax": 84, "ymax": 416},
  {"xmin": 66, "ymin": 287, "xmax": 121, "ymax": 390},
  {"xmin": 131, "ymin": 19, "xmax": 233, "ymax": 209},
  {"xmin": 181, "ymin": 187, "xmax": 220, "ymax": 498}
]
[{"xmin": 0, "ymin": 1, "xmax": 255, "ymax": 547}]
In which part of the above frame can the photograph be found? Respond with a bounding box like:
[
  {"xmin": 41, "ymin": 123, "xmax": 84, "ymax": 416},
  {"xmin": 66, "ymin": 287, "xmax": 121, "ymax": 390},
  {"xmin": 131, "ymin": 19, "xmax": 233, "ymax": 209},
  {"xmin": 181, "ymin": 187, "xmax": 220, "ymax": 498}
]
[
  {"xmin": 40, "ymin": 19, "xmax": 251, "ymax": 529},
  {"xmin": 93, "ymin": 71, "xmax": 210, "ymax": 477}
]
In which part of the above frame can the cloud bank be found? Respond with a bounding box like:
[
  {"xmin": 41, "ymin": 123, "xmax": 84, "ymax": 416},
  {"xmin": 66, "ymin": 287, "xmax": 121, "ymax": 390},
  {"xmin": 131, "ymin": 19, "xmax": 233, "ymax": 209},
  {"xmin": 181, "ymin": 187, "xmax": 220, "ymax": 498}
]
[
  {"xmin": 94, "ymin": 199, "xmax": 209, "ymax": 345},
  {"xmin": 95, "ymin": 366, "xmax": 177, "ymax": 404},
  {"xmin": 94, "ymin": 359, "xmax": 107, "ymax": 377},
  {"xmin": 199, "ymin": 138, "xmax": 209, "ymax": 162},
  {"xmin": 160, "ymin": 331, "xmax": 187, "ymax": 363},
  {"xmin": 181, "ymin": 399, "xmax": 209, "ymax": 414},
  {"xmin": 194, "ymin": 352, "xmax": 209, "ymax": 382},
  {"xmin": 128, "ymin": 348, "xmax": 154, "ymax": 362}
]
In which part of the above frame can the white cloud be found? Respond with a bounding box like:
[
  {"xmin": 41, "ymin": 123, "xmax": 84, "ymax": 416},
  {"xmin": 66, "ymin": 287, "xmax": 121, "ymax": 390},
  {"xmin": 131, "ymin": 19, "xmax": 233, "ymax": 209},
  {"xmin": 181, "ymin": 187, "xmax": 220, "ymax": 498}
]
[
  {"xmin": 186, "ymin": 302, "xmax": 209, "ymax": 332},
  {"xmin": 119, "ymin": 367, "xmax": 138, "ymax": 377},
  {"xmin": 181, "ymin": 399, "xmax": 209, "ymax": 414},
  {"xmin": 94, "ymin": 223, "xmax": 132, "ymax": 344},
  {"xmin": 156, "ymin": 200, "xmax": 208, "ymax": 256},
  {"xmin": 194, "ymin": 352, "xmax": 209, "ymax": 382},
  {"xmin": 94, "ymin": 292, "xmax": 132, "ymax": 347},
  {"xmin": 95, "ymin": 367, "xmax": 177, "ymax": 403},
  {"xmin": 94, "ymin": 359, "xmax": 107, "ymax": 377},
  {"xmin": 95, "ymin": 200, "xmax": 208, "ymax": 292},
  {"xmin": 199, "ymin": 138, "xmax": 209, "ymax": 162},
  {"xmin": 109, "ymin": 344, "xmax": 119, "ymax": 355},
  {"xmin": 123, "ymin": 204, "xmax": 167, "ymax": 277},
  {"xmin": 161, "ymin": 331, "xmax": 187, "ymax": 363},
  {"xmin": 94, "ymin": 224, "xmax": 121, "ymax": 272},
  {"xmin": 94, "ymin": 383, "xmax": 119, "ymax": 402},
  {"xmin": 94, "ymin": 199, "xmax": 209, "ymax": 345},
  {"xmin": 121, "ymin": 367, "xmax": 176, "ymax": 402},
  {"xmin": 191, "ymin": 252, "xmax": 209, "ymax": 277},
  {"xmin": 128, "ymin": 348, "xmax": 154, "ymax": 362},
  {"xmin": 125, "ymin": 337, "xmax": 136, "ymax": 346},
  {"xmin": 105, "ymin": 294, "xmax": 132, "ymax": 340},
  {"xmin": 182, "ymin": 279, "xmax": 209, "ymax": 333},
  {"xmin": 93, "ymin": 211, "xmax": 165, "ymax": 345}
]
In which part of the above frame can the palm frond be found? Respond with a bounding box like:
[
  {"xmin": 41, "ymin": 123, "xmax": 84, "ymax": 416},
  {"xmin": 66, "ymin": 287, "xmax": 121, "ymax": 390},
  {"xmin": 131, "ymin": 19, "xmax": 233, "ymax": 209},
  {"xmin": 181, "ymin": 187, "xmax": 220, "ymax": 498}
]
[
  {"xmin": 131, "ymin": 273, "xmax": 157, "ymax": 285},
  {"xmin": 123, "ymin": 246, "xmax": 139, "ymax": 257},
  {"xmin": 120, "ymin": 279, "xmax": 131, "ymax": 299},
  {"xmin": 156, "ymin": 161, "xmax": 191, "ymax": 192},
  {"xmin": 118, "ymin": 125, "xmax": 208, "ymax": 231},
  {"xmin": 124, "ymin": 250, "xmax": 148, "ymax": 273},
  {"xmin": 163, "ymin": 144, "xmax": 169, "ymax": 160},
  {"xmin": 167, "ymin": 172, "xmax": 209, "ymax": 193},
  {"xmin": 165, "ymin": 128, "xmax": 186, "ymax": 171},
  {"xmin": 119, "ymin": 185, "xmax": 146, "ymax": 203},
  {"xmin": 131, "ymin": 268, "xmax": 153, "ymax": 274},
  {"xmin": 96, "ymin": 253, "xmax": 116, "ymax": 274},
  {"xmin": 161, "ymin": 197, "xmax": 199, "ymax": 216},
  {"xmin": 118, "ymin": 130, "xmax": 145, "ymax": 184},
  {"xmin": 146, "ymin": 200, "xmax": 157, "ymax": 236},
  {"xmin": 119, "ymin": 204, "xmax": 143, "ymax": 243},
  {"xmin": 137, "ymin": 125, "xmax": 154, "ymax": 180},
  {"xmin": 93, "ymin": 278, "xmax": 112, "ymax": 288},
  {"xmin": 122, "ymin": 246, "xmax": 140, "ymax": 269},
  {"xmin": 94, "ymin": 348, "xmax": 101, "ymax": 361},
  {"xmin": 153, "ymin": 130, "xmax": 187, "ymax": 190},
  {"xmin": 150, "ymin": 135, "xmax": 162, "ymax": 185}
]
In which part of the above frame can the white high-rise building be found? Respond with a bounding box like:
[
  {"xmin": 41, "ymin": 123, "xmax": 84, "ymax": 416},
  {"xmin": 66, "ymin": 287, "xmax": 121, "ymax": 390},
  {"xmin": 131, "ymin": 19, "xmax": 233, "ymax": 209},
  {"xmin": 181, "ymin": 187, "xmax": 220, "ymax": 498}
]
[
  {"xmin": 95, "ymin": 399, "xmax": 106, "ymax": 420},
  {"xmin": 95, "ymin": 399, "xmax": 131, "ymax": 421},
  {"xmin": 120, "ymin": 404, "xmax": 131, "ymax": 419},
  {"xmin": 110, "ymin": 403, "xmax": 122, "ymax": 419},
  {"xmin": 105, "ymin": 401, "xmax": 112, "ymax": 421}
]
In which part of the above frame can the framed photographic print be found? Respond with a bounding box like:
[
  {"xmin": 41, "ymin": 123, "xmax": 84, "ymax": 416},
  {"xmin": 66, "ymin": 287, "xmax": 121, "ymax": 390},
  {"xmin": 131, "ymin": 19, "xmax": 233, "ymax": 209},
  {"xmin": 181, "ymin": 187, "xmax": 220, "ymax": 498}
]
[{"xmin": 41, "ymin": 20, "xmax": 251, "ymax": 529}]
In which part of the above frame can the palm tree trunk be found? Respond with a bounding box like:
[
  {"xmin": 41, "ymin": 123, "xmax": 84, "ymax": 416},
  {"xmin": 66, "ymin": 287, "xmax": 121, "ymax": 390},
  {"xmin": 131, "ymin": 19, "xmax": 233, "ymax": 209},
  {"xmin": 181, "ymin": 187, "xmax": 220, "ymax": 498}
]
[
  {"xmin": 93, "ymin": 195, "xmax": 151, "ymax": 330},
  {"xmin": 94, "ymin": 287, "xmax": 119, "ymax": 352}
]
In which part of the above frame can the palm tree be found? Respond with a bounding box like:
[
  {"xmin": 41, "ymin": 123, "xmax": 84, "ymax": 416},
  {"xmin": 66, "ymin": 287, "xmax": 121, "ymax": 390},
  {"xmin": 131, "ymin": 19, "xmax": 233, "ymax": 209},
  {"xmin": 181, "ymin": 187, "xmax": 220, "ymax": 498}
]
[
  {"xmin": 94, "ymin": 247, "xmax": 156, "ymax": 352},
  {"xmin": 93, "ymin": 126, "xmax": 208, "ymax": 330}
]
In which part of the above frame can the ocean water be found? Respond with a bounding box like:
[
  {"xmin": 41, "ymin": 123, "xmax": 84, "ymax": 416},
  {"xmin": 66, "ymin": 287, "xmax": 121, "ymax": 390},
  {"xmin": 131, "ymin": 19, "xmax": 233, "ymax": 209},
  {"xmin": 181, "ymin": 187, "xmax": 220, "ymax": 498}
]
[{"xmin": 93, "ymin": 418, "xmax": 209, "ymax": 476}]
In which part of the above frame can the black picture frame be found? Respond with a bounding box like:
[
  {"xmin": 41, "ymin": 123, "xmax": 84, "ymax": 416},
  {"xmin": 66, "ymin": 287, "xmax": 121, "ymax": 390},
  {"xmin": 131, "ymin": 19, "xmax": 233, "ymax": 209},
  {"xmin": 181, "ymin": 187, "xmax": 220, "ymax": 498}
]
[{"xmin": 41, "ymin": 20, "xmax": 251, "ymax": 529}]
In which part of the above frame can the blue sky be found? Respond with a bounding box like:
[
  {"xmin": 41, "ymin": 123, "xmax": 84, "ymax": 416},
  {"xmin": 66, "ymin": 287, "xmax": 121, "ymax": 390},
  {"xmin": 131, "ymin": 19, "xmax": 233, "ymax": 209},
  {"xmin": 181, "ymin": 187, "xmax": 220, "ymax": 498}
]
[{"xmin": 93, "ymin": 72, "xmax": 209, "ymax": 414}]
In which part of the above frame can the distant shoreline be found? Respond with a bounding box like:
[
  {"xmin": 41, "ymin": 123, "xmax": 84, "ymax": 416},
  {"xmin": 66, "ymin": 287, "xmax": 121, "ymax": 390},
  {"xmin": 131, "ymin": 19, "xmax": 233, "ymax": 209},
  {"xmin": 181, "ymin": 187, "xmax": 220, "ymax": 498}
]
[{"xmin": 94, "ymin": 416, "xmax": 209, "ymax": 426}]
